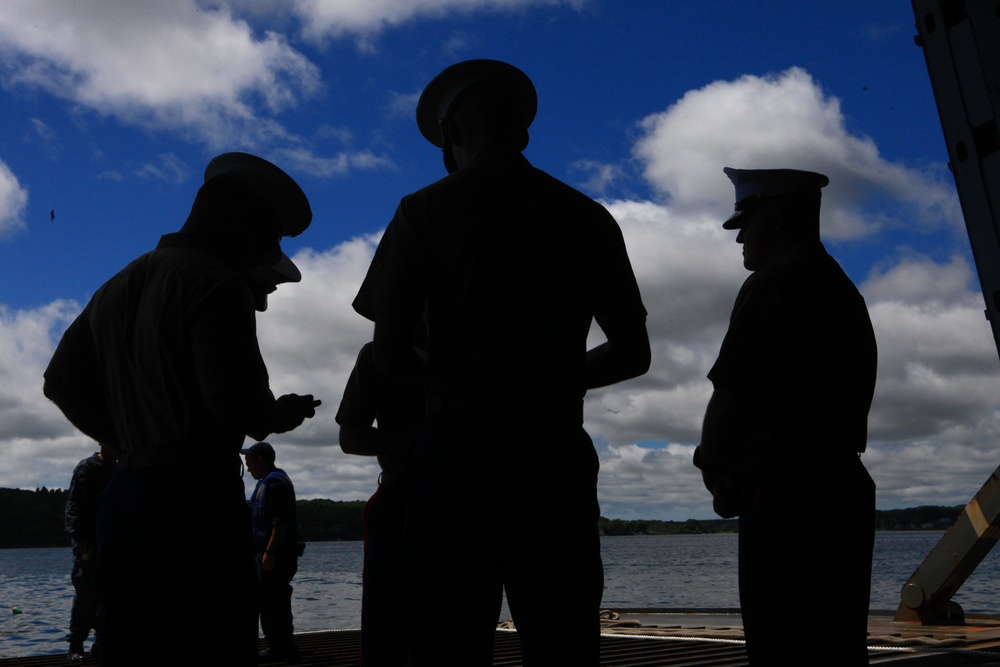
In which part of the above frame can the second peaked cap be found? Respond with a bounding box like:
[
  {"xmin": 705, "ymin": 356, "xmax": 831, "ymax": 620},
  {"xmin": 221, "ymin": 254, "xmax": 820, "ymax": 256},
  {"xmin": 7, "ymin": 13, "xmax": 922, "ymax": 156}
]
[
  {"xmin": 204, "ymin": 152, "xmax": 312, "ymax": 237},
  {"xmin": 416, "ymin": 59, "xmax": 537, "ymax": 148}
]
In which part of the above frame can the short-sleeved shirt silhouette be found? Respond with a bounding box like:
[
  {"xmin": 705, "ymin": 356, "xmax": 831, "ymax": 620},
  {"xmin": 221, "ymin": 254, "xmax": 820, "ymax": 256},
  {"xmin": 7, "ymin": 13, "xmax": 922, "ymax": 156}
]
[
  {"xmin": 356, "ymin": 152, "xmax": 647, "ymax": 417},
  {"xmin": 52, "ymin": 233, "xmax": 274, "ymax": 457}
]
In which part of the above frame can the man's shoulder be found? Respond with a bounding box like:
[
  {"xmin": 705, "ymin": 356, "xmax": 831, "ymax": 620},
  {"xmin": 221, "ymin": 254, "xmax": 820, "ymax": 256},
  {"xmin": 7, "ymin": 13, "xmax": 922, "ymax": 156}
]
[
  {"xmin": 264, "ymin": 470, "xmax": 296, "ymax": 503},
  {"xmin": 151, "ymin": 244, "xmax": 239, "ymax": 282},
  {"xmin": 407, "ymin": 153, "xmax": 598, "ymax": 202},
  {"xmin": 75, "ymin": 452, "xmax": 101, "ymax": 470},
  {"xmin": 782, "ymin": 245, "xmax": 864, "ymax": 298},
  {"xmin": 738, "ymin": 247, "xmax": 867, "ymax": 323},
  {"xmin": 266, "ymin": 469, "xmax": 294, "ymax": 487},
  {"xmin": 70, "ymin": 453, "xmax": 107, "ymax": 482},
  {"xmin": 98, "ymin": 241, "xmax": 241, "ymax": 300}
]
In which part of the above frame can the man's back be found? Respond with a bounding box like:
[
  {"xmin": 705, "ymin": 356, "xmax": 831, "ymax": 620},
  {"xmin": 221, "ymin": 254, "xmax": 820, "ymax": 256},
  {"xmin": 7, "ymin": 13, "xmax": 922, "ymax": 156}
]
[
  {"xmin": 386, "ymin": 152, "xmax": 644, "ymax": 412},
  {"xmin": 363, "ymin": 59, "xmax": 649, "ymax": 667},
  {"xmin": 81, "ymin": 237, "xmax": 268, "ymax": 454},
  {"xmin": 712, "ymin": 242, "xmax": 876, "ymax": 455},
  {"xmin": 250, "ymin": 468, "xmax": 298, "ymax": 554},
  {"xmin": 65, "ymin": 453, "xmax": 113, "ymax": 545}
]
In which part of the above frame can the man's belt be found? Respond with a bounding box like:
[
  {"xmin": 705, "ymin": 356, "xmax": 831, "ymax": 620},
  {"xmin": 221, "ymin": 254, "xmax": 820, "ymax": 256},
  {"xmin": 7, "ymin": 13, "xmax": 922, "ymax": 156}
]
[{"xmin": 378, "ymin": 471, "xmax": 406, "ymax": 486}]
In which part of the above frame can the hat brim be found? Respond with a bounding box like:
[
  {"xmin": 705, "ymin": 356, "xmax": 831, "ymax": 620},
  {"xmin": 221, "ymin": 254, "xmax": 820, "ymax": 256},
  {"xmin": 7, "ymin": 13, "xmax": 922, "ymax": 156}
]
[
  {"xmin": 240, "ymin": 444, "xmax": 275, "ymax": 459},
  {"xmin": 271, "ymin": 252, "xmax": 301, "ymax": 284},
  {"xmin": 416, "ymin": 59, "xmax": 537, "ymax": 148},
  {"xmin": 722, "ymin": 210, "xmax": 745, "ymax": 230}
]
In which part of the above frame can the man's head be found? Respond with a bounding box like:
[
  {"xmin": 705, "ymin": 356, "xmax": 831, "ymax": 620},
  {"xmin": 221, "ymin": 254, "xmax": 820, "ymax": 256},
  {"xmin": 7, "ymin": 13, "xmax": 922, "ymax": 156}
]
[
  {"xmin": 241, "ymin": 441, "xmax": 277, "ymax": 480},
  {"xmin": 722, "ymin": 167, "xmax": 828, "ymax": 271},
  {"xmin": 98, "ymin": 444, "xmax": 119, "ymax": 464},
  {"xmin": 182, "ymin": 153, "xmax": 312, "ymax": 271},
  {"xmin": 416, "ymin": 59, "xmax": 536, "ymax": 172}
]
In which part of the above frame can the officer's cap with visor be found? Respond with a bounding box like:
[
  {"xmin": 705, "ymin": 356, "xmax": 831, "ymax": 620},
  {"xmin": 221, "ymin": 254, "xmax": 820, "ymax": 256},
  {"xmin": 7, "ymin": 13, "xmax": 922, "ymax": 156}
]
[
  {"xmin": 204, "ymin": 152, "xmax": 312, "ymax": 238},
  {"xmin": 722, "ymin": 167, "xmax": 829, "ymax": 229},
  {"xmin": 415, "ymin": 59, "xmax": 538, "ymax": 151}
]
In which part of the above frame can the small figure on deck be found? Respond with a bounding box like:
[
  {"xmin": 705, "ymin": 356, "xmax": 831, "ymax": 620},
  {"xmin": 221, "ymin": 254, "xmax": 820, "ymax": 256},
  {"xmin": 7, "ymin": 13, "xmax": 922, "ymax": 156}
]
[
  {"xmin": 336, "ymin": 340, "xmax": 425, "ymax": 667},
  {"xmin": 353, "ymin": 58, "xmax": 651, "ymax": 666},
  {"xmin": 694, "ymin": 168, "xmax": 878, "ymax": 666},
  {"xmin": 64, "ymin": 443, "xmax": 117, "ymax": 663},
  {"xmin": 242, "ymin": 441, "xmax": 303, "ymax": 662},
  {"xmin": 43, "ymin": 152, "xmax": 321, "ymax": 667}
]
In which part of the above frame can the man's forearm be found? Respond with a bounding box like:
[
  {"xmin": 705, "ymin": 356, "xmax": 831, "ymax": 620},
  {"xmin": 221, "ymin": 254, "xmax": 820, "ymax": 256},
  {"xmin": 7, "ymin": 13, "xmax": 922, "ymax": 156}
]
[
  {"xmin": 584, "ymin": 326, "xmax": 651, "ymax": 390},
  {"xmin": 266, "ymin": 525, "xmax": 288, "ymax": 553},
  {"xmin": 584, "ymin": 316, "xmax": 652, "ymax": 389},
  {"xmin": 208, "ymin": 390, "xmax": 320, "ymax": 441},
  {"xmin": 339, "ymin": 424, "xmax": 378, "ymax": 456}
]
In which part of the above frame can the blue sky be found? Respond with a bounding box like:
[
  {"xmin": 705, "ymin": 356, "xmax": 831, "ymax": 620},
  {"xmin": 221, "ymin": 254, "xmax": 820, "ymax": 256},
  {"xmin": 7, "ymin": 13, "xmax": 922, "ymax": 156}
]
[{"xmin": 2, "ymin": 0, "xmax": 997, "ymax": 521}]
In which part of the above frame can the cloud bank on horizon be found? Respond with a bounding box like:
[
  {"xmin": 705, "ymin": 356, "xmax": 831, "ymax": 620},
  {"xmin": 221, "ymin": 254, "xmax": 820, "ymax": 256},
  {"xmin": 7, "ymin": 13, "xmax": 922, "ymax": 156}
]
[{"xmin": 0, "ymin": 0, "xmax": 997, "ymax": 521}]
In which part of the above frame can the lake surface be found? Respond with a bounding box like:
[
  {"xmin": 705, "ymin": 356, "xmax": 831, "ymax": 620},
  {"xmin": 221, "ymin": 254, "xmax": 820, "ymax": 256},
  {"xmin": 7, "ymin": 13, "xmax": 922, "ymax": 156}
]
[{"xmin": 3, "ymin": 531, "xmax": 1000, "ymax": 658}]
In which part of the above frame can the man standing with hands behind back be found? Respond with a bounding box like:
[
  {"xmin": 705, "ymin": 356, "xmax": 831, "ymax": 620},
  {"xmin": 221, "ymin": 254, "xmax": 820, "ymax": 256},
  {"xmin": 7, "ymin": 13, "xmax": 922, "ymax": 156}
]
[
  {"xmin": 695, "ymin": 168, "xmax": 877, "ymax": 665},
  {"xmin": 355, "ymin": 59, "xmax": 650, "ymax": 666}
]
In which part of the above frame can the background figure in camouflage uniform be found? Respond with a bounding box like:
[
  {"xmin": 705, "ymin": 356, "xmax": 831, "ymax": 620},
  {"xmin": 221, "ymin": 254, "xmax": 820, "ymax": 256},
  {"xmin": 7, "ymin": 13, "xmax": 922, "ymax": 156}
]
[{"xmin": 64, "ymin": 444, "xmax": 117, "ymax": 663}]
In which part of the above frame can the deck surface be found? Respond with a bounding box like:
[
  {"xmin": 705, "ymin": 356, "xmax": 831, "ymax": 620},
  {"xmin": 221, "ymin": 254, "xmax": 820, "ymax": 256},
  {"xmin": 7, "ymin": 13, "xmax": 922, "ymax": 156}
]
[{"xmin": 4, "ymin": 610, "xmax": 1000, "ymax": 666}]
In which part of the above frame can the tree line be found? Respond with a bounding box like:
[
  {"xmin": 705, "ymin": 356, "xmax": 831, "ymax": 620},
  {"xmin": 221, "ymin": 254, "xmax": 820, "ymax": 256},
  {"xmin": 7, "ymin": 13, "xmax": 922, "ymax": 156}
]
[
  {"xmin": 0, "ymin": 486, "xmax": 966, "ymax": 549},
  {"xmin": 597, "ymin": 506, "xmax": 962, "ymax": 537},
  {"xmin": 0, "ymin": 487, "xmax": 369, "ymax": 549}
]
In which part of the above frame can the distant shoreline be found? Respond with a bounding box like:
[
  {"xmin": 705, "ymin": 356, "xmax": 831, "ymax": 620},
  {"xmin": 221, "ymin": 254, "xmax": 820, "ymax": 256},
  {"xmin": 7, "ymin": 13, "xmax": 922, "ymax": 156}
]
[{"xmin": 0, "ymin": 487, "xmax": 964, "ymax": 548}]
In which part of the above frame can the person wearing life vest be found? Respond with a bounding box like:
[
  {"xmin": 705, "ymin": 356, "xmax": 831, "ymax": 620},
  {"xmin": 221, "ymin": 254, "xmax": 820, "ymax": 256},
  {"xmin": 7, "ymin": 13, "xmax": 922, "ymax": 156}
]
[{"xmin": 243, "ymin": 441, "xmax": 302, "ymax": 662}]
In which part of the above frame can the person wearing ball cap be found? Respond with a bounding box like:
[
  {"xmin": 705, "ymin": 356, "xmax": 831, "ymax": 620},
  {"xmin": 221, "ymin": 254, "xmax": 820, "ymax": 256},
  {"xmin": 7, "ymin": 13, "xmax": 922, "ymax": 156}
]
[
  {"xmin": 695, "ymin": 167, "xmax": 877, "ymax": 665},
  {"xmin": 44, "ymin": 152, "xmax": 321, "ymax": 667},
  {"xmin": 354, "ymin": 59, "xmax": 650, "ymax": 666},
  {"xmin": 242, "ymin": 441, "xmax": 302, "ymax": 662}
]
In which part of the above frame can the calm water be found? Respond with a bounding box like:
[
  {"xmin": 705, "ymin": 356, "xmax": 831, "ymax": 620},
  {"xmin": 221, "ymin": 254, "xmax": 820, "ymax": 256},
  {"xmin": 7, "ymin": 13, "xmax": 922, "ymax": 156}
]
[{"xmin": 2, "ymin": 532, "xmax": 1000, "ymax": 658}]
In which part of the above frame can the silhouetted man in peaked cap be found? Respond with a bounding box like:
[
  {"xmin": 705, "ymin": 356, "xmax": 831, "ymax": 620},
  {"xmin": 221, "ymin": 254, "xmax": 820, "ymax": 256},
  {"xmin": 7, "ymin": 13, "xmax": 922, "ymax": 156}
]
[
  {"xmin": 44, "ymin": 152, "xmax": 321, "ymax": 667},
  {"xmin": 696, "ymin": 167, "xmax": 877, "ymax": 666},
  {"xmin": 354, "ymin": 59, "xmax": 651, "ymax": 667}
]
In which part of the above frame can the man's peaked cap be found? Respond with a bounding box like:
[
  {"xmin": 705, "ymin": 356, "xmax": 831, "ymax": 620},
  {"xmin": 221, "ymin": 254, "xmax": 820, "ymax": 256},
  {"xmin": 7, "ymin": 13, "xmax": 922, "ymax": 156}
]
[
  {"xmin": 416, "ymin": 59, "xmax": 537, "ymax": 148},
  {"xmin": 722, "ymin": 167, "xmax": 829, "ymax": 229},
  {"xmin": 204, "ymin": 152, "xmax": 312, "ymax": 237}
]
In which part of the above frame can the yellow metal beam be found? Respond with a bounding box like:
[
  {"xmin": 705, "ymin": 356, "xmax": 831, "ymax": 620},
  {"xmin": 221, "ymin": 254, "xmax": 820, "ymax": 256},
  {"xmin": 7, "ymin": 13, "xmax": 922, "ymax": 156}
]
[{"xmin": 901, "ymin": 0, "xmax": 1000, "ymax": 625}]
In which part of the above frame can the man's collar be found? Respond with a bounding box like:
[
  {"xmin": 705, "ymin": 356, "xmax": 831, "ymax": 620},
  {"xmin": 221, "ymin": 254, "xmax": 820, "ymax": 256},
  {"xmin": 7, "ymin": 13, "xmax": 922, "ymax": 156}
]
[
  {"xmin": 156, "ymin": 232, "xmax": 212, "ymax": 250},
  {"xmin": 465, "ymin": 150, "xmax": 528, "ymax": 169}
]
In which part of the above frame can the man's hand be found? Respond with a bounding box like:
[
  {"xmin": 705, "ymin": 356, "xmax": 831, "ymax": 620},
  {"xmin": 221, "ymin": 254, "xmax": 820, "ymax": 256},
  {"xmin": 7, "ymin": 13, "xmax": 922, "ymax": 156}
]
[
  {"xmin": 694, "ymin": 444, "xmax": 739, "ymax": 519},
  {"xmin": 273, "ymin": 393, "xmax": 322, "ymax": 433},
  {"xmin": 262, "ymin": 551, "xmax": 277, "ymax": 573}
]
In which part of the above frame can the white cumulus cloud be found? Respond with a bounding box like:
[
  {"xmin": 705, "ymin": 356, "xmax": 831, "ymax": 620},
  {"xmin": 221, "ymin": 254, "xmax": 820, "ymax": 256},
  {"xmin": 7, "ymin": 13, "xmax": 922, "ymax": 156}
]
[
  {"xmin": 0, "ymin": 0, "xmax": 321, "ymax": 149},
  {"xmin": 288, "ymin": 0, "xmax": 578, "ymax": 43},
  {"xmin": 0, "ymin": 159, "xmax": 28, "ymax": 236},
  {"xmin": 6, "ymin": 65, "xmax": 998, "ymax": 520},
  {"xmin": 633, "ymin": 67, "xmax": 961, "ymax": 239}
]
